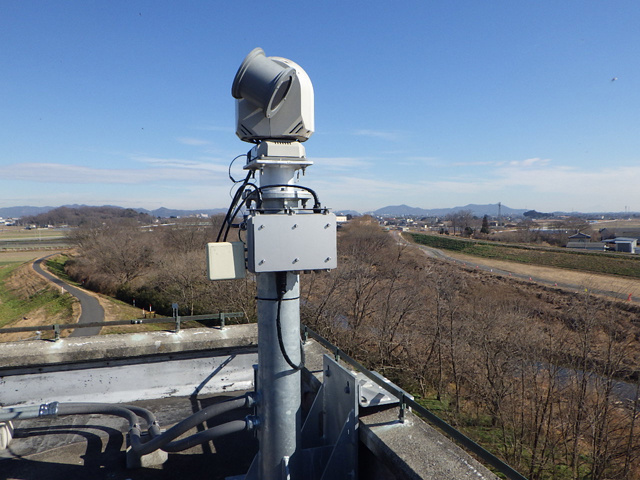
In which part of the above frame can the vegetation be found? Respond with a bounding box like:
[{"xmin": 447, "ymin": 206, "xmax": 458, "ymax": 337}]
[
  {"xmin": 64, "ymin": 217, "xmax": 255, "ymax": 319},
  {"xmin": 45, "ymin": 255, "xmax": 75, "ymax": 284},
  {"xmin": 19, "ymin": 205, "xmax": 153, "ymax": 227},
  {"xmin": 51, "ymin": 214, "xmax": 640, "ymax": 479},
  {"xmin": 524, "ymin": 210, "xmax": 555, "ymax": 219},
  {"xmin": 409, "ymin": 232, "xmax": 640, "ymax": 278},
  {"xmin": 0, "ymin": 262, "xmax": 74, "ymax": 328},
  {"xmin": 480, "ymin": 214, "xmax": 490, "ymax": 234},
  {"xmin": 303, "ymin": 217, "xmax": 640, "ymax": 480}
]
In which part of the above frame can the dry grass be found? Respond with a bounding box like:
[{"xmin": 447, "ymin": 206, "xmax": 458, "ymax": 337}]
[
  {"xmin": 445, "ymin": 250, "xmax": 640, "ymax": 298},
  {"xmin": 0, "ymin": 250, "xmax": 67, "ymax": 264},
  {"xmin": 0, "ymin": 261, "xmax": 80, "ymax": 341},
  {"xmin": 0, "ymin": 254, "xmax": 151, "ymax": 340},
  {"xmin": 0, "ymin": 226, "xmax": 66, "ymax": 240}
]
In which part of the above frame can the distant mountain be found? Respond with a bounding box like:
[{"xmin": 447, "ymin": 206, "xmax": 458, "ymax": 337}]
[
  {"xmin": 0, "ymin": 206, "xmax": 56, "ymax": 218},
  {"xmin": 0, "ymin": 205, "xmax": 229, "ymax": 220},
  {"xmin": 373, "ymin": 203, "xmax": 527, "ymax": 218}
]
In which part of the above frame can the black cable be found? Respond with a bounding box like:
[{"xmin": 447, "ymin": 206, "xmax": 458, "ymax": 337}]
[
  {"xmin": 275, "ymin": 272, "xmax": 304, "ymax": 371},
  {"xmin": 130, "ymin": 395, "xmax": 250, "ymax": 456},
  {"xmin": 222, "ymin": 182, "xmax": 259, "ymax": 242},
  {"xmin": 217, "ymin": 167, "xmax": 324, "ymax": 243},
  {"xmin": 216, "ymin": 171, "xmax": 252, "ymax": 242},
  {"xmin": 228, "ymin": 154, "xmax": 247, "ymax": 183},
  {"xmin": 56, "ymin": 403, "xmax": 139, "ymax": 428},
  {"xmin": 258, "ymin": 184, "xmax": 321, "ymax": 210},
  {"xmin": 161, "ymin": 420, "xmax": 248, "ymax": 452}
]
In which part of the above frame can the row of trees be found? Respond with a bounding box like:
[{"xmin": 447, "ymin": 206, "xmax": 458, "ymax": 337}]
[
  {"xmin": 66, "ymin": 218, "xmax": 255, "ymax": 319},
  {"xmin": 20, "ymin": 206, "xmax": 153, "ymax": 227},
  {"xmin": 302, "ymin": 217, "xmax": 640, "ymax": 480}
]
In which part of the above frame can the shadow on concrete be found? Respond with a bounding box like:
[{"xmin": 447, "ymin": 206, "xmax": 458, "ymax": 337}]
[{"xmin": 2, "ymin": 394, "xmax": 258, "ymax": 480}]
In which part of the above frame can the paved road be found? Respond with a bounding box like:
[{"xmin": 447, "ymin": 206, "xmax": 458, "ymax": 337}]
[
  {"xmin": 33, "ymin": 256, "xmax": 104, "ymax": 336},
  {"xmin": 393, "ymin": 231, "xmax": 639, "ymax": 304}
]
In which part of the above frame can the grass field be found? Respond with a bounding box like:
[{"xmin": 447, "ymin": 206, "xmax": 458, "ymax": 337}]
[
  {"xmin": 0, "ymin": 226, "xmax": 66, "ymax": 240},
  {"xmin": 409, "ymin": 232, "xmax": 640, "ymax": 279},
  {"xmin": 0, "ymin": 262, "xmax": 74, "ymax": 328},
  {"xmin": 0, "ymin": 226, "xmax": 71, "ymax": 252},
  {"xmin": 0, "ymin": 250, "xmax": 61, "ymax": 265}
]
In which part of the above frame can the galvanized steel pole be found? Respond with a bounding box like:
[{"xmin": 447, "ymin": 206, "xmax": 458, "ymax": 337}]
[{"xmin": 255, "ymin": 271, "xmax": 301, "ymax": 479}]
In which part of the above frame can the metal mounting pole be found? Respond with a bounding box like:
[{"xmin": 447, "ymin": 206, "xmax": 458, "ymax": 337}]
[
  {"xmin": 229, "ymin": 48, "xmax": 336, "ymax": 480},
  {"xmin": 256, "ymin": 271, "xmax": 301, "ymax": 479},
  {"xmin": 247, "ymin": 143, "xmax": 308, "ymax": 480}
]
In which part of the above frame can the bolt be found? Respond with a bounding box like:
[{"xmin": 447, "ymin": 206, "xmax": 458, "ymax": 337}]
[
  {"xmin": 258, "ymin": 224, "xmax": 265, "ymax": 230},
  {"xmin": 325, "ymin": 257, "xmax": 331, "ymax": 262},
  {"xmin": 325, "ymin": 223, "xmax": 330, "ymax": 229},
  {"xmin": 292, "ymin": 258, "xmax": 299, "ymax": 264},
  {"xmin": 292, "ymin": 224, "xmax": 298, "ymax": 229},
  {"xmin": 245, "ymin": 415, "xmax": 261, "ymax": 430},
  {"xmin": 259, "ymin": 259, "xmax": 265, "ymax": 265}
]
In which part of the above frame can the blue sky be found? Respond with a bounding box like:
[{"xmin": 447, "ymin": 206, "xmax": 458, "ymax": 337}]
[{"xmin": 1, "ymin": 1, "xmax": 638, "ymax": 213}]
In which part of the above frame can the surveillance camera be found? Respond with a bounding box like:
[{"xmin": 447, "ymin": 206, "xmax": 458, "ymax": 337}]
[{"xmin": 232, "ymin": 48, "xmax": 314, "ymax": 143}]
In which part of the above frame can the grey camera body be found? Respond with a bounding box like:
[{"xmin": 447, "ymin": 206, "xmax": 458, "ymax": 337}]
[{"xmin": 232, "ymin": 48, "xmax": 314, "ymax": 143}]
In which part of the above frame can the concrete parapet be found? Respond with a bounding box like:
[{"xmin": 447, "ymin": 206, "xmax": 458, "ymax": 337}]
[
  {"xmin": 359, "ymin": 407, "xmax": 498, "ymax": 480},
  {"xmin": 0, "ymin": 324, "xmax": 258, "ymax": 368}
]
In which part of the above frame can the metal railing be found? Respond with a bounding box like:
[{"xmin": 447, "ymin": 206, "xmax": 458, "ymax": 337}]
[
  {"xmin": 303, "ymin": 325, "xmax": 528, "ymax": 480},
  {"xmin": 0, "ymin": 312, "xmax": 245, "ymax": 340}
]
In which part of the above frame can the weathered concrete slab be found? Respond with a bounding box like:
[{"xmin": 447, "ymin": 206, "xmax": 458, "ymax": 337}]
[
  {"xmin": 1, "ymin": 352, "xmax": 257, "ymax": 405},
  {"xmin": 359, "ymin": 406, "xmax": 499, "ymax": 480},
  {"xmin": 0, "ymin": 326, "xmax": 258, "ymax": 406},
  {"xmin": 1, "ymin": 392, "xmax": 258, "ymax": 480}
]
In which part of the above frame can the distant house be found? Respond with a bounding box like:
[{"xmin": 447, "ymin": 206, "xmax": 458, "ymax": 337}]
[
  {"xmin": 568, "ymin": 232, "xmax": 591, "ymax": 242},
  {"xmin": 599, "ymin": 228, "xmax": 640, "ymax": 242},
  {"xmin": 603, "ymin": 237, "xmax": 638, "ymax": 254},
  {"xmin": 566, "ymin": 241, "xmax": 606, "ymax": 251},
  {"xmin": 566, "ymin": 232, "xmax": 605, "ymax": 251}
]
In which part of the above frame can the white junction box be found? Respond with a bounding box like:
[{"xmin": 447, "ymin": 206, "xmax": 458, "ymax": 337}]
[
  {"xmin": 247, "ymin": 213, "xmax": 337, "ymax": 273},
  {"xmin": 207, "ymin": 242, "xmax": 246, "ymax": 280}
]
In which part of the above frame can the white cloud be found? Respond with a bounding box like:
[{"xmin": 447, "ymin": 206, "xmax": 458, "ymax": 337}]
[
  {"xmin": 315, "ymin": 156, "xmax": 640, "ymax": 212},
  {"xmin": 508, "ymin": 157, "xmax": 551, "ymax": 168},
  {"xmin": 176, "ymin": 137, "xmax": 210, "ymax": 146},
  {"xmin": 3, "ymin": 161, "xmax": 229, "ymax": 185},
  {"xmin": 496, "ymin": 162, "xmax": 640, "ymax": 194},
  {"xmin": 353, "ymin": 129, "xmax": 402, "ymax": 141},
  {"xmin": 134, "ymin": 156, "xmax": 227, "ymax": 172},
  {"xmin": 450, "ymin": 160, "xmax": 500, "ymax": 167}
]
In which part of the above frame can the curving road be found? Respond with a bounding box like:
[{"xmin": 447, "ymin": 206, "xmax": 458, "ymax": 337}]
[
  {"xmin": 33, "ymin": 256, "xmax": 104, "ymax": 336},
  {"xmin": 392, "ymin": 231, "xmax": 639, "ymax": 304}
]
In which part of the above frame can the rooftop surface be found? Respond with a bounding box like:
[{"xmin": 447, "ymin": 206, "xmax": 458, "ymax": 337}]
[
  {"xmin": 1, "ymin": 325, "xmax": 500, "ymax": 480},
  {"xmin": 2, "ymin": 392, "xmax": 258, "ymax": 480}
]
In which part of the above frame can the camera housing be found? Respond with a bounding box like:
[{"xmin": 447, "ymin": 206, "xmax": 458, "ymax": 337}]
[{"xmin": 232, "ymin": 48, "xmax": 314, "ymax": 143}]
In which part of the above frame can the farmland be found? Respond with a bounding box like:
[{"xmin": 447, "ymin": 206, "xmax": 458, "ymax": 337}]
[{"xmin": 409, "ymin": 232, "xmax": 640, "ymax": 278}]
